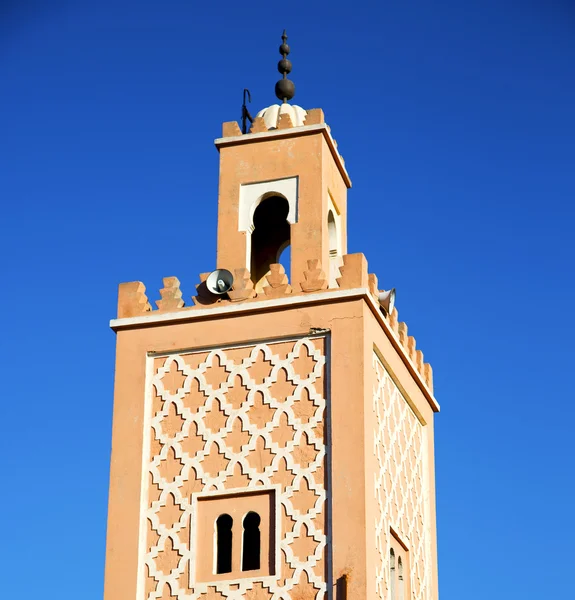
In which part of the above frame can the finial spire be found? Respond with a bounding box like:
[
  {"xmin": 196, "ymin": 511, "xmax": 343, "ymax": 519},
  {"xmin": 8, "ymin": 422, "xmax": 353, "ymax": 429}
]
[{"xmin": 275, "ymin": 29, "xmax": 295, "ymax": 103}]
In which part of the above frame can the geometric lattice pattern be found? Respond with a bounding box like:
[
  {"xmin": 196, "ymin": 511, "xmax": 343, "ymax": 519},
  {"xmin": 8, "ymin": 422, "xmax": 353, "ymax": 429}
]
[
  {"xmin": 142, "ymin": 337, "xmax": 328, "ymax": 600},
  {"xmin": 373, "ymin": 354, "xmax": 430, "ymax": 600}
]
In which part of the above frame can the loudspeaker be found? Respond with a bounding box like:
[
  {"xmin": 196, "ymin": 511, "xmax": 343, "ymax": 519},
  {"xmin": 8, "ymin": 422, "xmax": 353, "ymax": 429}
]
[
  {"xmin": 378, "ymin": 288, "xmax": 396, "ymax": 315},
  {"xmin": 206, "ymin": 269, "xmax": 234, "ymax": 295}
]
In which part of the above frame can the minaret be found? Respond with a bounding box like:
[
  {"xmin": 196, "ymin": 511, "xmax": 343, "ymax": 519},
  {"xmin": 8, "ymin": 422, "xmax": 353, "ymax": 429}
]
[{"xmin": 104, "ymin": 32, "xmax": 440, "ymax": 600}]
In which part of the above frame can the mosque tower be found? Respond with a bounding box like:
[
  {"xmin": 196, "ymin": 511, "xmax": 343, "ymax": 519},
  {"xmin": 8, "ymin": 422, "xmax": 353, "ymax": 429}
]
[{"xmin": 103, "ymin": 31, "xmax": 440, "ymax": 600}]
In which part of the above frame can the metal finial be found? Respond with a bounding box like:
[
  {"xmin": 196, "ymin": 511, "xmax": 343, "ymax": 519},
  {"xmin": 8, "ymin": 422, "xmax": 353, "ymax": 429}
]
[{"xmin": 275, "ymin": 29, "xmax": 295, "ymax": 103}]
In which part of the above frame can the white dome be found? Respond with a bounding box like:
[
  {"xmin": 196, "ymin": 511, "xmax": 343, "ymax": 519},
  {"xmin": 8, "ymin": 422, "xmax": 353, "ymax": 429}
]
[{"xmin": 256, "ymin": 104, "xmax": 307, "ymax": 129}]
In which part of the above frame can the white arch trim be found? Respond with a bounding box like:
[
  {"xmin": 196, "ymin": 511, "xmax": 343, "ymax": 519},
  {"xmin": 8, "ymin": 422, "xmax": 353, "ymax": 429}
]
[
  {"xmin": 239, "ymin": 177, "xmax": 299, "ymax": 268},
  {"xmin": 239, "ymin": 177, "xmax": 299, "ymax": 233}
]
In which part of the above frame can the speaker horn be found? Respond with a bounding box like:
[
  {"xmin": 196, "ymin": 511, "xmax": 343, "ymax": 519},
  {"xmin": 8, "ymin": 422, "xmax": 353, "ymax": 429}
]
[
  {"xmin": 378, "ymin": 288, "xmax": 396, "ymax": 315},
  {"xmin": 206, "ymin": 269, "xmax": 234, "ymax": 295}
]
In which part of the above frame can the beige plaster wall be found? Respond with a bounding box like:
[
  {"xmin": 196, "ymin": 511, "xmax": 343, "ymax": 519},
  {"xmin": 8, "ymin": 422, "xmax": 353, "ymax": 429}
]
[
  {"xmin": 104, "ymin": 295, "xmax": 438, "ymax": 600},
  {"xmin": 105, "ymin": 299, "xmax": 369, "ymax": 600}
]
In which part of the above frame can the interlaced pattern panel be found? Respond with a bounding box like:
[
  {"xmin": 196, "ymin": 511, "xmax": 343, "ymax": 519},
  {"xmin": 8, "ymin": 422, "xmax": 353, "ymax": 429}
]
[
  {"xmin": 373, "ymin": 355, "xmax": 430, "ymax": 600},
  {"xmin": 142, "ymin": 337, "xmax": 328, "ymax": 600}
]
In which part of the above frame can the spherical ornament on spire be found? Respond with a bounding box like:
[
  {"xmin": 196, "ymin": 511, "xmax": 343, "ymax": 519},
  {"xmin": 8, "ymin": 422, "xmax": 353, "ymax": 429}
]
[
  {"xmin": 275, "ymin": 29, "xmax": 296, "ymax": 103},
  {"xmin": 275, "ymin": 79, "xmax": 295, "ymax": 102},
  {"xmin": 278, "ymin": 58, "xmax": 292, "ymax": 74}
]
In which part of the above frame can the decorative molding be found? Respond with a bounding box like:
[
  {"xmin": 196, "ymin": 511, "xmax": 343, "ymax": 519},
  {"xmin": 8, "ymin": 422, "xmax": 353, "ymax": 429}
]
[
  {"xmin": 141, "ymin": 337, "xmax": 329, "ymax": 599},
  {"xmin": 373, "ymin": 354, "xmax": 431, "ymax": 600}
]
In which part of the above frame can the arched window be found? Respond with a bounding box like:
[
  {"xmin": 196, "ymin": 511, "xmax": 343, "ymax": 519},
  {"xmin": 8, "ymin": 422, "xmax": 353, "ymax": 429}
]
[
  {"xmin": 241, "ymin": 511, "xmax": 261, "ymax": 571},
  {"xmin": 251, "ymin": 195, "xmax": 290, "ymax": 289},
  {"xmin": 390, "ymin": 548, "xmax": 396, "ymax": 600},
  {"xmin": 215, "ymin": 514, "xmax": 233, "ymax": 574},
  {"xmin": 327, "ymin": 209, "xmax": 340, "ymax": 286},
  {"xmin": 398, "ymin": 556, "xmax": 404, "ymax": 600}
]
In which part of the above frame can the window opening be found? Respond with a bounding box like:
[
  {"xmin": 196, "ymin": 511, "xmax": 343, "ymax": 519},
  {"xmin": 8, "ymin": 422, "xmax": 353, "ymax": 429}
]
[
  {"xmin": 328, "ymin": 209, "xmax": 340, "ymax": 286},
  {"xmin": 398, "ymin": 556, "xmax": 404, "ymax": 600},
  {"xmin": 328, "ymin": 210, "xmax": 337, "ymax": 256},
  {"xmin": 251, "ymin": 195, "xmax": 290, "ymax": 288},
  {"xmin": 390, "ymin": 548, "xmax": 396, "ymax": 600},
  {"xmin": 241, "ymin": 511, "xmax": 261, "ymax": 571},
  {"xmin": 215, "ymin": 514, "xmax": 233, "ymax": 574}
]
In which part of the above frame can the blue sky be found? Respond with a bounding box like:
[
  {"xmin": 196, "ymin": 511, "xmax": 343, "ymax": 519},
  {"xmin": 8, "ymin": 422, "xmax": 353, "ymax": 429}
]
[{"xmin": 1, "ymin": 1, "xmax": 574, "ymax": 598}]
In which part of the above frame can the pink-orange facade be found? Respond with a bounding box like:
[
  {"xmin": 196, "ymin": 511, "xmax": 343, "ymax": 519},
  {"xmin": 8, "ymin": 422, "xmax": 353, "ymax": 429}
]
[{"xmin": 104, "ymin": 105, "xmax": 440, "ymax": 600}]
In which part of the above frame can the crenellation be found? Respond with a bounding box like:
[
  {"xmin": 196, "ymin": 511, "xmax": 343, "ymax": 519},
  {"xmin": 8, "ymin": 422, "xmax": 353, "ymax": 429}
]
[
  {"xmin": 388, "ymin": 319, "xmax": 432, "ymax": 390},
  {"xmin": 389, "ymin": 307, "xmax": 399, "ymax": 334},
  {"xmin": 424, "ymin": 362, "xmax": 434, "ymax": 392},
  {"xmin": 228, "ymin": 268, "xmax": 257, "ymax": 301},
  {"xmin": 336, "ymin": 253, "xmax": 369, "ymax": 289},
  {"xmin": 113, "ymin": 264, "xmax": 434, "ymax": 393},
  {"xmin": 249, "ymin": 116, "xmax": 268, "ymax": 133},
  {"xmin": 303, "ymin": 108, "xmax": 324, "ymax": 125},
  {"xmin": 276, "ymin": 112, "xmax": 294, "ymax": 130},
  {"xmin": 416, "ymin": 349, "xmax": 424, "ymax": 372},
  {"xmin": 368, "ymin": 273, "xmax": 379, "ymax": 301},
  {"xmin": 117, "ymin": 281, "xmax": 152, "ymax": 318},
  {"xmin": 263, "ymin": 263, "xmax": 292, "ymax": 298},
  {"xmin": 300, "ymin": 259, "xmax": 328, "ymax": 292},
  {"xmin": 407, "ymin": 335, "xmax": 417, "ymax": 362},
  {"xmin": 114, "ymin": 267, "xmax": 433, "ymax": 392},
  {"xmin": 222, "ymin": 121, "xmax": 242, "ymax": 137},
  {"xmin": 398, "ymin": 322, "xmax": 409, "ymax": 347},
  {"xmin": 156, "ymin": 276, "xmax": 185, "ymax": 311}
]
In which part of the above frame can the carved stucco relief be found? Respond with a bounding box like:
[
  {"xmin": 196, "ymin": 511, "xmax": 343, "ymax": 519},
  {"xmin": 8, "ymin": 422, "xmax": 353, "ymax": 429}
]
[
  {"xmin": 141, "ymin": 337, "xmax": 328, "ymax": 600},
  {"xmin": 373, "ymin": 354, "xmax": 431, "ymax": 600}
]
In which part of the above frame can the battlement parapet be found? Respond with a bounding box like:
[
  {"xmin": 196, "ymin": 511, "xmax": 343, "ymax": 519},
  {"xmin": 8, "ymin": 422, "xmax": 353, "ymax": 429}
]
[{"xmin": 116, "ymin": 253, "xmax": 433, "ymax": 393}]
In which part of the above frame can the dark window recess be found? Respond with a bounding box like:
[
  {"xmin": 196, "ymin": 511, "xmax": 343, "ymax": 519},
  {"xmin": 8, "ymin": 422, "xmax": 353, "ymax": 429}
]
[
  {"xmin": 216, "ymin": 514, "xmax": 233, "ymax": 574},
  {"xmin": 251, "ymin": 195, "xmax": 290, "ymax": 284},
  {"xmin": 241, "ymin": 511, "xmax": 261, "ymax": 571}
]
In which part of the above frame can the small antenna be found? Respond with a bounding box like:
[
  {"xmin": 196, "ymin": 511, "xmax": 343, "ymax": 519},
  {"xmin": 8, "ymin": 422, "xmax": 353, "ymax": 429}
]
[{"xmin": 241, "ymin": 88, "xmax": 253, "ymax": 134}]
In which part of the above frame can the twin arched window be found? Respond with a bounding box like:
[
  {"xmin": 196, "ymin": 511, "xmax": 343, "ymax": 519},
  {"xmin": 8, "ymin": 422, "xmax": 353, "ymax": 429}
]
[{"xmin": 215, "ymin": 511, "xmax": 261, "ymax": 575}]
